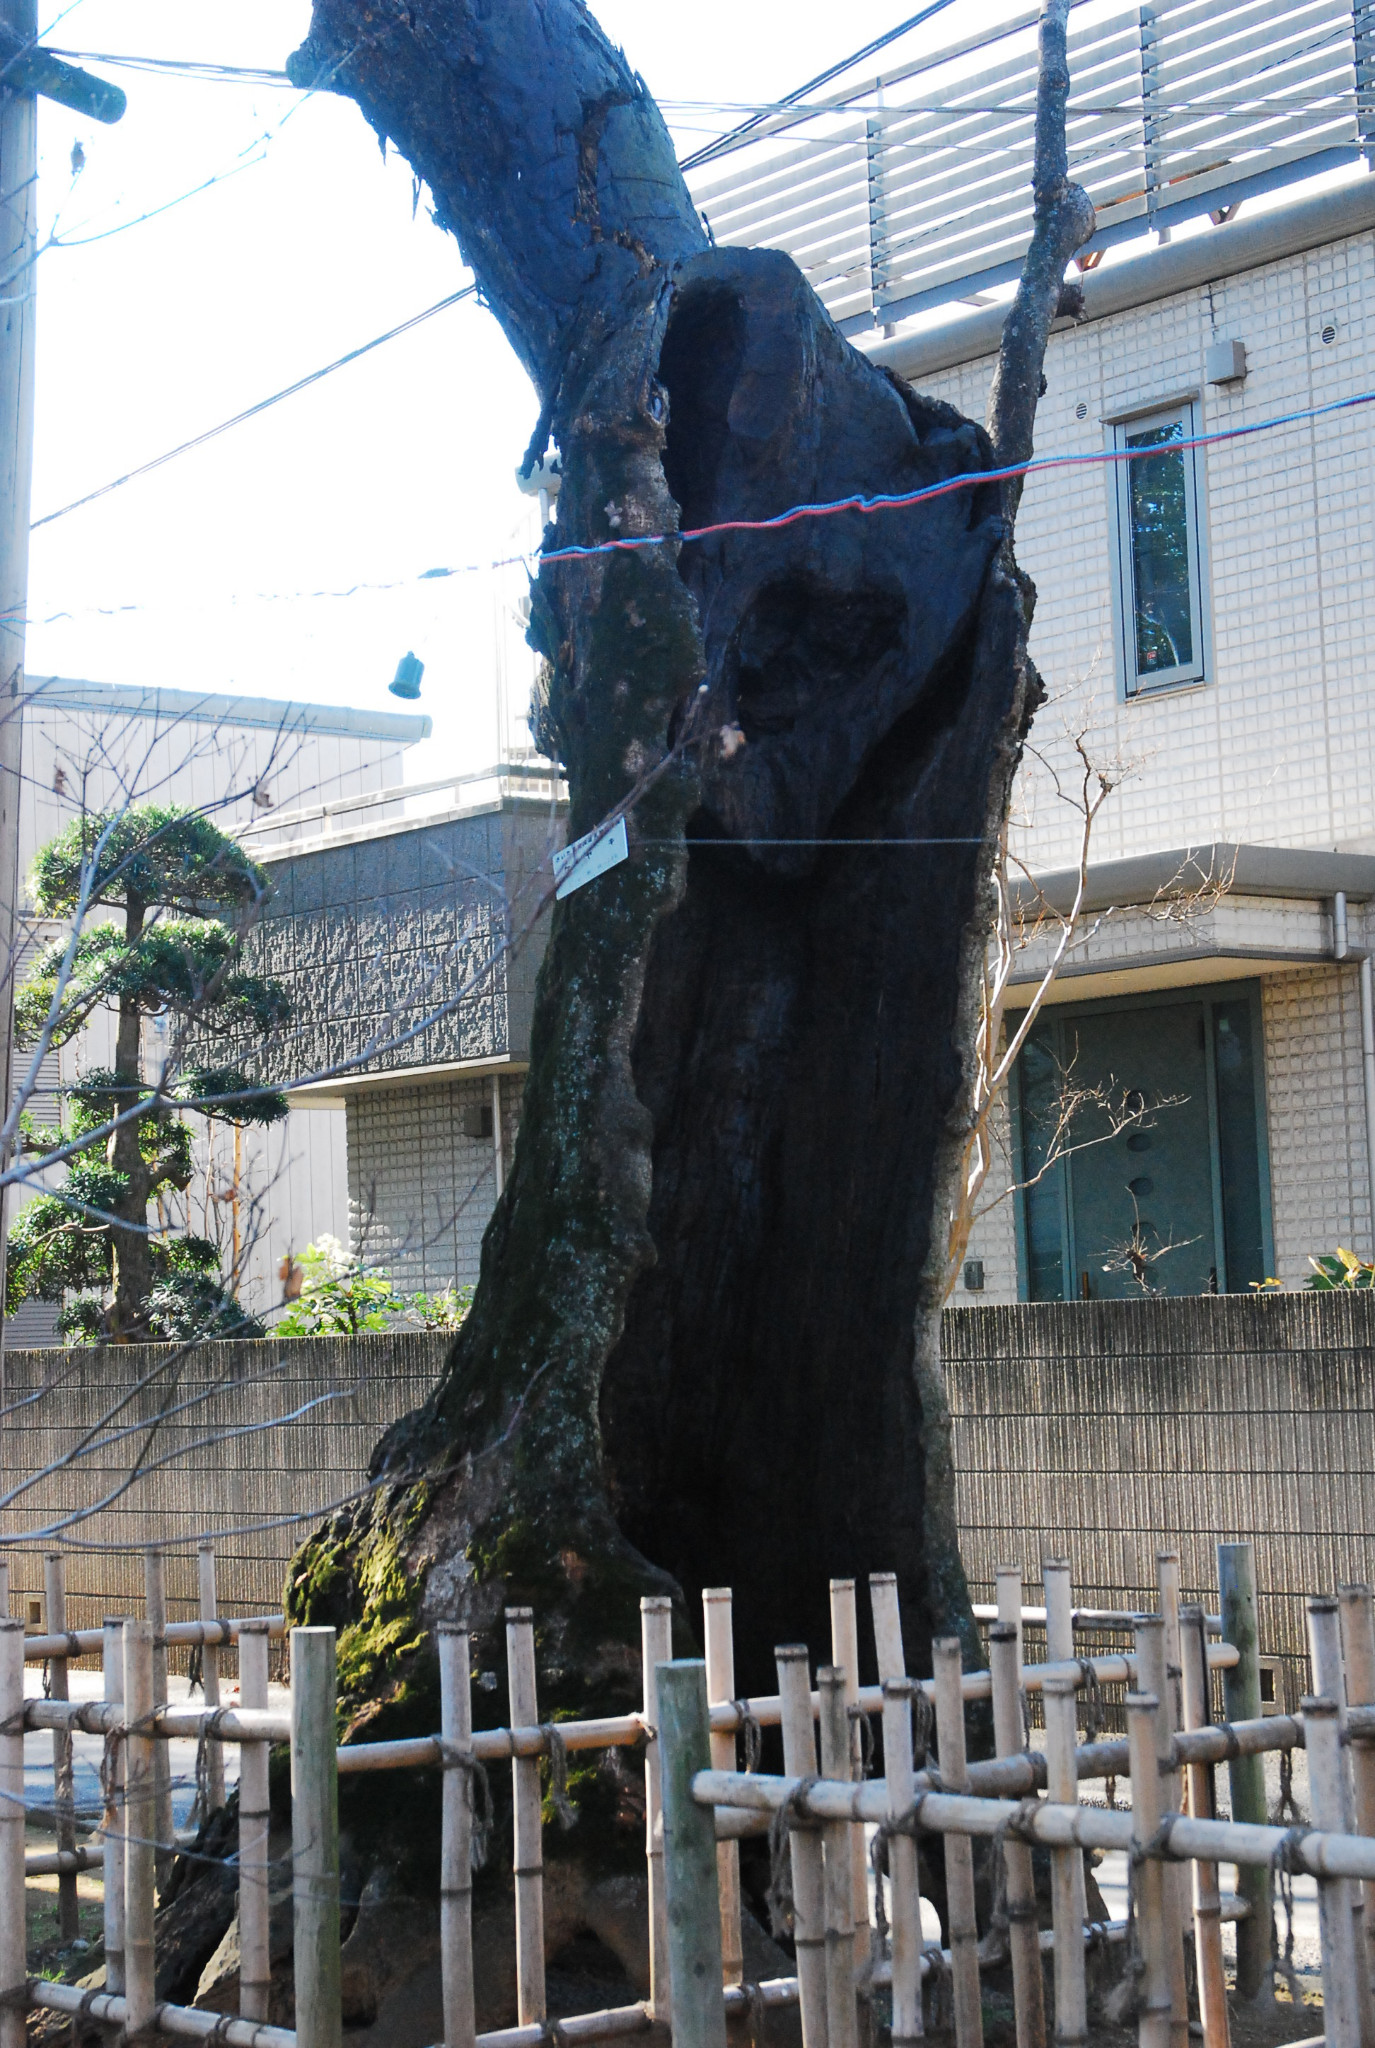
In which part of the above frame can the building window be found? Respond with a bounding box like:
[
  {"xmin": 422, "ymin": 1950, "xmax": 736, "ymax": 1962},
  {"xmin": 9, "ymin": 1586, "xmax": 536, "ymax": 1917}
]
[
  {"xmin": 1011, "ymin": 982, "xmax": 1273, "ymax": 1300},
  {"xmin": 1110, "ymin": 401, "xmax": 1208, "ymax": 696}
]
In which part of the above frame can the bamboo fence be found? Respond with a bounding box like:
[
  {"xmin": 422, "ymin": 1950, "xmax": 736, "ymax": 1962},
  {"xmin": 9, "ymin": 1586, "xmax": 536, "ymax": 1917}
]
[{"xmin": 5, "ymin": 1541, "xmax": 1372, "ymax": 2048}]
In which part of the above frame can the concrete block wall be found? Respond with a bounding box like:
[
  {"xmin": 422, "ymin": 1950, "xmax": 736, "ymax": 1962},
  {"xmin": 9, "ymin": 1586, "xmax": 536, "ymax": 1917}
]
[{"xmin": 347, "ymin": 1071, "xmax": 524, "ymax": 1293}]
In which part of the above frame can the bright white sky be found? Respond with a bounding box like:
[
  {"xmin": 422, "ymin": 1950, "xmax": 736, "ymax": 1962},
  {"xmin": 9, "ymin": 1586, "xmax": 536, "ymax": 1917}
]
[{"xmin": 24, "ymin": 1, "xmax": 976, "ymax": 786}]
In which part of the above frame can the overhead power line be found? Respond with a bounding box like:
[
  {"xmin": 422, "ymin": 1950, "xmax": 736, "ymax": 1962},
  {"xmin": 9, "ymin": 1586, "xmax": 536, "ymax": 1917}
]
[
  {"xmin": 30, "ymin": 284, "xmax": 478, "ymax": 531},
  {"xmin": 47, "ymin": 49, "xmax": 291, "ymax": 87},
  {"xmin": 677, "ymin": 0, "xmax": 965, "ymax": 171}
]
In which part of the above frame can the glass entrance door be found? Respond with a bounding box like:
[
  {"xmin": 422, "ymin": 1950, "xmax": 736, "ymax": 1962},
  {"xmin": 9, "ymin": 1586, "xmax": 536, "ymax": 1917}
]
[{"xmin": 1014, "ymin": 983, "xmax": 1273, "ymax": 1300}]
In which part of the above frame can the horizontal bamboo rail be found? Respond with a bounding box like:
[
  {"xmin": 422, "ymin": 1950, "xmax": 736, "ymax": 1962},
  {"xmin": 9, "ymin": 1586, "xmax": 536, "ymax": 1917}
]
[
  {"xmin": 971, "ymin": 1603, "xmax": 1224, "ymax": 1633},
  {"xmin": 23, "ymin": 1845, "xmax": 101, "ymax": 1877},
  {"xmin": 21, "ymin": 1614, "xmax": 286, "ymax": 1662},
  {"xmin": 694, "ymin": 1764, "xmax": 1375, "ymax": 1881},
  {"xmin": 28, "ymin": 1980, "xmax": 296, "ymax": 2048}
]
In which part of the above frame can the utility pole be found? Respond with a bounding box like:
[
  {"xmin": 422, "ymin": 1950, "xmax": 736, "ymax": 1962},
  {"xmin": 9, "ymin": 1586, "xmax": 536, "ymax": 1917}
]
[{"xmin": 0, "ymin": 14, "xmax": 122, "ymax": 1362}]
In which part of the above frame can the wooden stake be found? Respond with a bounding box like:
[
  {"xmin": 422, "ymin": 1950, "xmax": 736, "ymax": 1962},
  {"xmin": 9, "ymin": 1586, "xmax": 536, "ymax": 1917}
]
[
  {"xmin": 197, "ymin": 1544, "xmax": 226, "ymax": 1815},
  {"xmin": 291, "ymin": 1627, "xmax": 341, "ymax": 2048},
  {"xmin": 1178, "ymin": 1606, "xmax": 1229, "ymax": 2048},
  {"xmin": 702, "ymin": 1588, "xmax": 744, "ymax": 1987},
  {"xmin": 238, "ymin": 1623, "xmax": 272, "ymax": 2024},
  {"xmin": 0, "ymin": 1618, "xmax": 25, "ymax": 2048},
  {"xmin": 1042, "ymin": 1675, "xmax": 1086, "ymax": 2048},
  {"xmin": 506, "ymin": 1608, "xmax": 545, "ymax": 2026},
  {"xmin": 829, "ymin": 1580, "xmax": 870, "ymax": 1941},
  {"xmin": 777, "ymin": 1644, "xmax": 829, "ymax": 2048},
  {"xmin": 869, "ymin": 1575, "xmax": 905, "ymax": 1681},
  {"xmin": 1126, "ymin": 1691, "xmax": 1173, "ymax": 2048},
  {"xmin": 1305, "ymin": 1695, "xmax": 1362, "ymax": 2048},
  {"xmin": 43, "ymin": 1553, "xmax": 78, "ymax": 1941},
  {"xmin": 1217, "ymin": 1543, "xmax": 1270, "ymax": 2001},
  {"xmin": 439, "ymin": 1624, "xmax": 476, "ymax": 2048},
  {"xmin": 1339, "ymin": 1584, "xmax": 1375, "ymax": 2015},
  {"xmin": 1134, "ymin": 1616, "xmax": 1188, "ymax": 2048},
  {"xmin": 102, "ymin": 1618, "xmax": 126, "ymax": 1998},
  {"xmin": 881, "ymin": 1680, "xmax": 924, "ymax": 2048},
  {"xmin": 989, "ymin": 1624, "xmax": 1045, "ymax": 2048},
  {"xmin": 143, "ymin": 1548, "xmax": 173, "ymax": 1896},
  {"xmin": 819, "ymin": 1669, "xmax": 860, "ymax": 2048},
  {"xmin": 641, "ymin": 1597, "xmax": 674, "ymax": 2018},
  {"xmin": 1308, "ymin": 1597, "xmax": 1374, "ymax": 2048},
  {"xmin": 932, "ymin": 1638, "xmax": 982, "ymax": 2048},
  {"xmin": 656, "ymin": 1661, "xmax": 728, "ymax": 2048},
  {"xmin": 123, "ymin": 1618, "xmax": 157, "ymax": 2037}
]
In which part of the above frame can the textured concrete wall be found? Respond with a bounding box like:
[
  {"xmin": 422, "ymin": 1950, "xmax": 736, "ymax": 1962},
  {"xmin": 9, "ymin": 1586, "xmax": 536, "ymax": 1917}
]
[{"xmin": 246, "ymin": 804, "xmax": 556, "ymax": 1089}]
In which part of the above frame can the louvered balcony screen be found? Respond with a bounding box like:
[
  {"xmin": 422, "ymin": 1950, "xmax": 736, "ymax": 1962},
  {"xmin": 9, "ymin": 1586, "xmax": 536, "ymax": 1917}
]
[{"xmin": 686, "ymin": 0, "xmax": 1375, "ymax": 334}]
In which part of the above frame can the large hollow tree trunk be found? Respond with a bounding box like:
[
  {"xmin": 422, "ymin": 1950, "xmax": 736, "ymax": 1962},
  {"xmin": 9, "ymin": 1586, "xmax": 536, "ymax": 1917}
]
[{"xmin": 282, "ymin": 0, "xmax": 1091, "ymax": 1887}]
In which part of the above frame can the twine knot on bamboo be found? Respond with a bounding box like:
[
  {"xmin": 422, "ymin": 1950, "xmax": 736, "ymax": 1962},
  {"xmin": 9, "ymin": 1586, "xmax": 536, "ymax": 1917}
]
[
  {"xmin": 437, "ymin": 1741, "xmax": 494, "ymax": 1869},
  {"xmin": 867, "ymin": 1793, "xmax": 933, "ymax": 1952},
  {"xmin": 187, "ymin": 1644, "xmax": 204, "ymax": 1697},
  {"xmin": 190, "ymin": 1708, "xmax": 235, "ymax": 1831},
  {"xmin": 98, "ymin": 1729, "xmax": 121, "ymax": 1832},
  {"xmin": 766, "ymin": 1776, "xmax": 822, "ymax": 1937},
  {"xmin": 731, "ymin": 1701, "xmax": 762, "ymax": 1774},
  {"xmin": 1269, "ymin": 1823, "xmax": 1308, "ymax": 2000},
  {"xmin": 538, "ymin": 1723, "xmax": 577, "ymax": 1830},
  {"xmin": 848, "ymin": 1701, "xmax": 874, "ymax": 1775},
  {"xmin": 741, "ymin": 1982, "xmax": 768, "ymax": 2048}
]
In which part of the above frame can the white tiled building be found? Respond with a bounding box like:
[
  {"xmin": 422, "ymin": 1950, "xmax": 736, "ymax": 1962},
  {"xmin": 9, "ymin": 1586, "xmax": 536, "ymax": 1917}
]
[{"xmin": 873, "ymin": 186, "xmax": 1375, "ymax": 1302}]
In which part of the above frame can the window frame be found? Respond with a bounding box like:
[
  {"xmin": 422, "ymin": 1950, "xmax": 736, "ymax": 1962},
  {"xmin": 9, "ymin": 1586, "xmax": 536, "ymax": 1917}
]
[{"xmin": 1106, "ymin": 397, "xmax": 1212, "ymax": 700}]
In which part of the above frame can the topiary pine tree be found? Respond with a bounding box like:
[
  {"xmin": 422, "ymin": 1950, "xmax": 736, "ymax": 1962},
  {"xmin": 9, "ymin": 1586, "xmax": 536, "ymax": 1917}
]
[{"xmin": 6, "ymin": 806, "xmax": 292, "ymax": 1342}]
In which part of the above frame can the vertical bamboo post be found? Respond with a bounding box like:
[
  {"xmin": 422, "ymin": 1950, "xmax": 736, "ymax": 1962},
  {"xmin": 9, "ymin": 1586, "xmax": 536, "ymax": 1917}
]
[
  {"xmin": 932, "ymin": 1638, "xmax": 982, "ymax": 2048},
  {"xmin": 1306, "ymin": 1695, "xmax": 1363, "ymax": 2048},
  {"xmin": 1042, "ymin": 1674, "xmax": 1086, "ymax": 2048},
  {"xmin": 506, "ymin": 1607, "xmax": 545, "ymax": 2027},
  {"xmin": 869, "ymin": 1574, "xmax": 905, "ymax": 1681},
  {"xmin": 882, "ymin": 1680, "xmax": 923, "ymax": 2048},
  {"xmin": 1308, "ymin": 1597, "xmax": 1374, "ymax": 2048},
  {"xmin": 829, "ymin": 1580, "xmax": 870, "ymax": 1944},
  {"xmin": 1042, "ymin": 1558, "xmax": 1072, "ymax": 1661},
  {"xmin": 291, "ymin": 1627, "xmax": 341, "ymax": 2048},
  {"xmin": 1340, "ymin": 1584, "xmax": 1375, "ymax": 2010},
  {"xmin": 656, "ymin": 1662, "xmax": 728, "ymax": 2048},
  {"xmin": 990, "ymin": 1624, "xmax": 1045, "ymax": 2048},
  {"xmin": 123, "ymin": 1618, "xmax": 157, "ymax": 2037},
  {"xmin": 1217, "ymin": 1543, "xmax": 1270, "ymax": 2001},
  {"xmin": 642, "ymin": 1596, "xmax": 674, "ymax": 2019},
  {"xmin": 702, "ymin": 1588, "xmax": 744, "ymax": 1988},
  {"xmin": 0, "ymin": 1560, "xmax": 8, "ymax": 1617},
  {"xmin": 1126, "ymin": 1692, "xmax": 1173, "ymax": 2048},
  {"xmin": 42, "ymin": 1553, "xmax": 78, "ymax": 1941},
  {"xmin": 1157, "ymin": 1554, "xmax": 1193, "ymax": 1964},
  {"xmin": 142, "ymin": 1548, "xmax": 173, "ymax": 1894},
  {"xmin": 197, "ymin": 1543, "xmax": 226, "ymax": 1816},
  {"xmin": 819, "ymin": 1669, "xmax": 860, "ymax": 2048},
  {"xmin": 1178, "ymin": 1607, "xmax": 1229, "ymax": 2048},
  {"xmin": 0, "ymin": 1618, "xmax": 25, "ymax": 2048},
  {"xmin": 997, "ymin": 1562, "xmax": 1024, "ymax": 1670},
  {"xmin": 238, "ymin": 1623, "xmax": 272, "ymax": 2024},
  {"xmin": 777, "ymin": 1644, "xmax": 830, "ymax": 2048},
  {"xmin": 1134, "ymin": 1616, "xmax": 1188, "ymax": 2048},
  {"xmin": 102, "ymin": 1618, "xmax": 126, "ymax": 1998},
  {"xmin": 439, "ymin": 1624, "xmax": 476, "ymax": 2048},
  {"xmin": 1043, "ymin": 1559, "xmax": 1089, "ymax": 1966}
]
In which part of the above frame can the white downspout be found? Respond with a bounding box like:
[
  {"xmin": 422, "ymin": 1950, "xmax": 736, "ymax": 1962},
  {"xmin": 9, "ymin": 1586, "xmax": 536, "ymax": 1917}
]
[{"xmin": 1333, "ymin": 891, "xmax": 1375, "ymax": 1255}]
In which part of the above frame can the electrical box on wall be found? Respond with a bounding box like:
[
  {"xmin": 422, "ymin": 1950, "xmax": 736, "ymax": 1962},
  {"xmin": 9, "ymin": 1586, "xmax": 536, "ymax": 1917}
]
[
  {"xmin": 1205, "ymin": 338, "xmax": 1247, "ymax": 384},
  {"xmin": 464, "ymin": 1105, "xmax": 494, "ymax": 1141}
]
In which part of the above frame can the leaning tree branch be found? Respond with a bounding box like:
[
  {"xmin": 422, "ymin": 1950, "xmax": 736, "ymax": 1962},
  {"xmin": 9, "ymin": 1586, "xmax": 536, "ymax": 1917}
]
[{"xmin": 986, "ymin": 0, "xmax": 1096, "ymax": 495}]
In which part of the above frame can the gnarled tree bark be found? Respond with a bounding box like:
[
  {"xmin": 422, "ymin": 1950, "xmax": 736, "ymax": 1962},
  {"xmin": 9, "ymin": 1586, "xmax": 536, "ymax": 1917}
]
[{"xmin": 278, "ymin": 0, "xmax": 1092, "ymax": 1935}]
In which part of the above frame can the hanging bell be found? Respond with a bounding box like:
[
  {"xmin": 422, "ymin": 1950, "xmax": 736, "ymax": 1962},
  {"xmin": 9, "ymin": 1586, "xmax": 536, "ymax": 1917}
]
[{"xmin": 389, "ymin": 650, "xmax": 424, "ymax": 700}]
